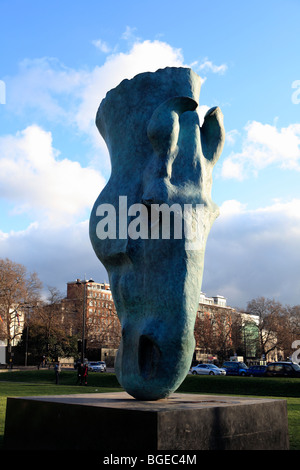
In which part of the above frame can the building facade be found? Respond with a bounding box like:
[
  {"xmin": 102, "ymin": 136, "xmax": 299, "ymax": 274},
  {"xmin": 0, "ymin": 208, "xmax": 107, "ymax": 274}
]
[
  {"xmin": 195, "ymin": 292, "xmax": 237, "ymax": 363},
  {"xmin": 65, "ymin": 281, "xmax": 283, "ymax": 365},
  {"xmin": 66, "ymin": 279, "xmax": 121, "ymax": 356}
]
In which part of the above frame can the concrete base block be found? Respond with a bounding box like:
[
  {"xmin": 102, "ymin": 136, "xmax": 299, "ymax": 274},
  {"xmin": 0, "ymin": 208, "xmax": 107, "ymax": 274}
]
[{"xmin": 4, "ymin": 392, "xmax": 289, "ymax": 450}]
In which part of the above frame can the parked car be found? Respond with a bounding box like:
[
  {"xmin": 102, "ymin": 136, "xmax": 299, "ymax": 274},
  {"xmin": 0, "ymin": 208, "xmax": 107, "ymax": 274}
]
[
  {"xmin": 222, "ymin": 361, "xmax": 248, "ymax": 376},
  {"xmin": 191, "ymin": 363, "xmax": 226, "ymax": 376},
  {"xmin": 265, "ymin": 362, "xmax": 300, "ymax": 378},
  {"xmin": 246, "ymin": 365, "xmax": 267, "ymax": 377},
  {"xmin": 88, "ymin": 361, "xmax": 107, "ymax": 372}
]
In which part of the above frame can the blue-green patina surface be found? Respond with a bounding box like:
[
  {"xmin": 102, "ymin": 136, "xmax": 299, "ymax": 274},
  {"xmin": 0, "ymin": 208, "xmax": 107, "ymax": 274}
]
[{"xmin": 89, "ymin": 67, "xmax": 225, "ymax": 400}]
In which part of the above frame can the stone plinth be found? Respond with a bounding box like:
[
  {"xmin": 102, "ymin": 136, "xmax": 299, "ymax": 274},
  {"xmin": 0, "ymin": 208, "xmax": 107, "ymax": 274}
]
[{"xmin": 4, "ymin": 392, "xmax": 289, "ymax": 450}]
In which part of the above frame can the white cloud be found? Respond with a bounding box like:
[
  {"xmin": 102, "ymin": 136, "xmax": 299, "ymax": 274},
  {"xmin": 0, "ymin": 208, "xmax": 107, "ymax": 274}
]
[
  {"xmin": 73, "ymin": 39, "xmax": 184, "ymax": 145},
  {"xmin": 0, "ymin": 125, "xmax": 105, "ymax": 224},
  {"xmin": 91, "ymin": 39, "xmax": 111, "ymax": 54},
  {"xmin": 197, "ymin": 58, "xmax": 228, "ymax": 75},
  {"xmin": 7, "ymin": 57, "xmax": 88, "ymax": 121},
  {"xmin": 2, "ymin": 196, "xmax": 300, "ymax": 307},
  {"xmin": 121, "ymin": 26, "xmax": 140, "ymax": 42},
  {"xmin": 197, "ymin": 105, "xmax": 210, "ymax": 125},
  {"xmin": 1, "ymin": 37, "xmax": 231, "ymax": 297},
  {"xmin": 0, "ymin": 38, "xmax": 186, "ymax": 292},
  {"xmin": 6, "ymin": 39, "xmax": 185, "ymax": 149},
  {"xmin": 203, "ymin": 198, "xmax": 300, "ymax": 308},
  {"xmin": 5, "ymin": 39, "xmax": 229, "ymax": 175},
  {"xmin": 218, "ymin": 199, "xmax": 246, "ymax": 217},
  {"xmin": 222, "ymin": 121, "xmax": 300, "ymax": 180},
  {"xmin": 0, "ymin": 220, "xmax": 108, "ymax": 294},
  {"xmin": 225, "ymin": 129, "xmax": 240, "ymax": 146},
  {"xmin": 221, "ymin": 156, "xmax": 245, "ymax": 181}
]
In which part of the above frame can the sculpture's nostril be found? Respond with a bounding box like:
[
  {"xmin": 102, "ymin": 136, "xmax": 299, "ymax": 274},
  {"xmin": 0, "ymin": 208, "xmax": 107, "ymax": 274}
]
[{"xmin": 138, "ymin": 335, "xmax": 161, "ymax": 380}]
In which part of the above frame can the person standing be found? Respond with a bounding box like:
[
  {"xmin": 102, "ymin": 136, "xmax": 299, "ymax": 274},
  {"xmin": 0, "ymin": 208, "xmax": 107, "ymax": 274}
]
[
  {"xmin": 82, "ymin": 363, "xmax": 88, "ymax": 386},
  {"xmin": 77, "ymin": 363, "xmax": 83, "ymax": 385},
  {"xmin": 55, "ymin": 362, "xmax": 61, "ymax": 384}
]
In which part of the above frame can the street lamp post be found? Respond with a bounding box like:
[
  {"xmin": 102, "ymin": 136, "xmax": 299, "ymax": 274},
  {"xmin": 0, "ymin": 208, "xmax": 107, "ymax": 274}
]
[
  {"xmin": 25, "ymin": 321, "xmax": 29, "ymax": 367},
  {"xmin": 81, "ymin": 281, "xmax": 87, "ymax": 364}
]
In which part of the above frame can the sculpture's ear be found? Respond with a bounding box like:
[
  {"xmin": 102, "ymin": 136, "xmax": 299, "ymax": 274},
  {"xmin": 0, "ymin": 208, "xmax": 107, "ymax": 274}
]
[
  {"xmin": 147, "ymin": 96, "xmax": 198, "ymax": 157},
  {"xmin": 201, "ymin": 106, "xmax": 225, "ymax": 165}
]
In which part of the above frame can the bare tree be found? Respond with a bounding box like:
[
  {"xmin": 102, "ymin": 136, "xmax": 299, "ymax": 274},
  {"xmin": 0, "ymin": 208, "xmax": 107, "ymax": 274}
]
[
  {"xmin": 194, "ymin": 307, "xmax": 240, "ymax": 362},
  {"xmin": 214, "ymin": 309, "xmax": 237, "ymax": 362},
  {"xmin": 285, "ymin": 305, "xmax": 300, "ymax": 339},
  {"xmin": 34, "ymin": 286, "xmax": 65, "ymax": 339},
  {"xmin": 0, "ymin": 258, "xmax": 42, "ymax": 362},
  {"xmin": 87, "ymin": 307, "xmax": 121, "ymax": 349},
  {"xmin": 246, "ymin": 297, "xmax": 284, "ymax": 359},
  {"xmin": 194, "ymin": 311, "xmax": 215, "ymax": 355},
  {"xmin": 277, "ymin": 304, "xmax": 300, "ymax": 359},
  {"xmin": 229, "ymin": 312, "xmax": 244, "ymax": 355},
  {"xmin": 21, "ymin": 286, "xmax": 80, "ymax": 363}
]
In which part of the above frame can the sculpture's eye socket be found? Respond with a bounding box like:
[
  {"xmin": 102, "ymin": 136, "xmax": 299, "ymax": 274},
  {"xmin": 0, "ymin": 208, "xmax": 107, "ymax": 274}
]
[{"xmin": 138, "ymin": 335, "xmax": 161, "ymax": 380}]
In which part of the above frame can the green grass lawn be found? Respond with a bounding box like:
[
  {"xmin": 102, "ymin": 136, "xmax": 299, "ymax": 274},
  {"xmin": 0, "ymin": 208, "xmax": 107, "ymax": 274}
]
[{"xmin": 0, "ymin": 370, "xmax": 299, "ymax": 450}]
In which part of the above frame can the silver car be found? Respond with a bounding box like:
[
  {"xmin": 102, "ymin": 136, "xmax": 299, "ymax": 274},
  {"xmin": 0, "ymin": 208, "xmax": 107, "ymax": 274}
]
[
  {"xmin": 88, "ymin": 361, "xmax": 106, "ymax": 372},
  {"xmin": 191, "ymin": 363, "xmax": 226, "ymax": 376}
]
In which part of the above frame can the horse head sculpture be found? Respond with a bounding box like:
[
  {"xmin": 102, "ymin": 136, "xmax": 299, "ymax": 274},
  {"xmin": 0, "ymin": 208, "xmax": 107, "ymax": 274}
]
[{"xmin": 89, "ymin": 67, "xmax": 224, "ymax": 400}]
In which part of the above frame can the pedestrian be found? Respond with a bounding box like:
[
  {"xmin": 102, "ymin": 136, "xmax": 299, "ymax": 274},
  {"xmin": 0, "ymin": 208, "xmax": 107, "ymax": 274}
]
[
  {"xmin": 82, "ymin": 363, "xmax": 88, "ymax": 386},
  {"xmin": 76, "ymin": 363, "xmax": 83, "ymax": 385},
  {"xmin": 54, "ymin": 361, "xmax": 61, "ymax": 384}
]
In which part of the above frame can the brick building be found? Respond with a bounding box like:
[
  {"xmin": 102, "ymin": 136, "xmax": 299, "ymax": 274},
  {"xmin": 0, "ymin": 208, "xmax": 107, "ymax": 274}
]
[{"xmin": 66, "ymin": 279, "xmax": 121, "ymax": 361}]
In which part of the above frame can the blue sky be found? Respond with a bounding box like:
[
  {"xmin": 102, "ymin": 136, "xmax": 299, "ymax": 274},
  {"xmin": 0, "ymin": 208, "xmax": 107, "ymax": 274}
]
[{"xmin": 0, "ymin": 0, "xmax": 300, "ymax": 308}]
